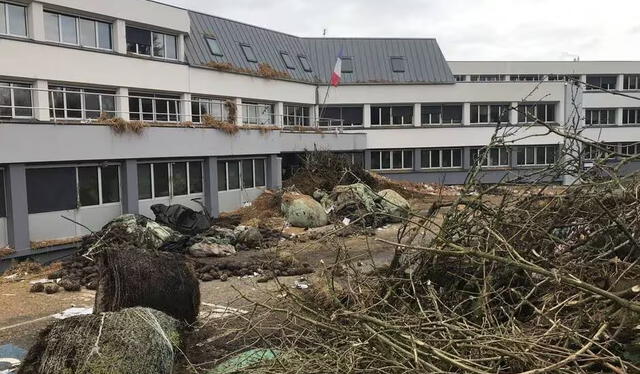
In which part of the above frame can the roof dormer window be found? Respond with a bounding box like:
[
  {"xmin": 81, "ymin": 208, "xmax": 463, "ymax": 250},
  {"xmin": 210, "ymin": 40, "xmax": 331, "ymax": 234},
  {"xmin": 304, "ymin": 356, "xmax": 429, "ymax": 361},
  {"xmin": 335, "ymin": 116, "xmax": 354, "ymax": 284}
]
[
  {"xmin": 341, "ymin": 57, "xmax": 353, "ymax": 73},
  {"xmin": 298, "ymin": 55, "xmax": 312, "ymax": 72},
  {"xmin": 205, "ymin": 36, "xmax": 223, "ymax": 56},
  {"xmin": 391, "ymin": 56, "xmax": 405, "ymax": 72},
  {"xmin": 240, "ymin": 44, "xmax": 257, "ymax": 62},
  {"xmin": 280, "ymin": 52, "xmax": 295, "ymax": 69}
]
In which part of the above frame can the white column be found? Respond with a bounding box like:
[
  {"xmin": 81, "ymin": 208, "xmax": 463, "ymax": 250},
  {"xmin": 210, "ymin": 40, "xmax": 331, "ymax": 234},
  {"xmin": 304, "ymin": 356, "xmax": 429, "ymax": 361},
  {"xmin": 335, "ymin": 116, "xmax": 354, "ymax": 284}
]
[
  {"xmin": 234, "ymin": 98, "xmax": 242, "ymax": 126},
  {"xmin": 580, "ymin": 74, "xmax": 588, "ymax": 87},
  {"xmin": 510, "ymin": 101, "xmax": 518, "ymax": 125},
  {"xmin": 274, "ymin": 102, "xmax": 284, "ymax": 126},
  {"xmin": 413, "ymin": 103, "xmax": 421, "ymax": 127},
  {"xmin": 504, "ymin": 74, "xmax": 511, "ymax": 81},
  {"xmin": 463, "ymin": 103, "xmax": 471, "ymax": 126},
  {"xmin": 464, "ymin": 75, "xmax": 471, "ymax": 82},
  {"xmin": 27, "ymin": 2, "xmax": 45, "ymax": 41},
  {"xmin": 616, "ymin": 74, "xmax": 625, "ymax": 91},
  {"xmin": 177, "ymin": 34, "xmax": 186, "ymax": 63},
  {"xmin": 363, "ymin": 104, "xmax": 371, "ymax": 128},
  {"xmin": 310, "ymin": 104, "xmax": 319, "ymax": 127},
  {"xmin": 116, "ymin": 87, "xmax": 129, "ymax": 121},
  {"xmin": 180, "ymin": 93, "xmax": 192, "ymax": 123},
  {"xmin": 33, "ymin": 80, "xmax": 50, "ymax": 122},
  {"xmin": 112, "ymin": 20, "xmax": 127, "ymax": 54},
  {"xmin": 616, "ymin": 108, "xmax": 624, "ymax": 126}
]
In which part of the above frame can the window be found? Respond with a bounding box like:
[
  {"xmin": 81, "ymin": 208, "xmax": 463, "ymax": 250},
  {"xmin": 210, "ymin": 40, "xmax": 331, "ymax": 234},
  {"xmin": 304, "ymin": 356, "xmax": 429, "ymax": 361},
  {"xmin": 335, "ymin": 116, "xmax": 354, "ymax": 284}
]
[
  {"xmin": 0, "ymin": 169, "xmax": 5, "ymax": 218},
  {"xmin": 517, "ymin": 103, "xmax": 556, "ymax": 123},
  {"xmin": 624, "ymin": 75, "xmax": 640, "ymax": 90},
  {"xmin": 471, "ymin": 104, "xmax": 510, "ymax": 124},
  {"xmin": 454, "ymin": 75, "xmax": 466, "ymax": 82},
  {"xmin": 620, "ymin": 142, "xmax": 640, "ymax": 156},
  {"xmin": 126, "ymin": 27, "xmax": 176, "ymax": 59},
  {"xmin": 242, "ymin": 102, "xmax": 273, "ymax": 125},
  {"xmin": 0, "ymin": 82, "xmax": 32, "ymax": 119},
  {"xmin": 49, "ymin": 86, "xmax": 115, "ymax": 120},
  {"xmin": 44, "ymin": 12, "xmax": 112, "ymax": 49},
  {"xmin": 0, "ymin": 2, "xmax": 26, "ymax": 36},
  {"xmin": 623, "ymin": 108, "xmax": 640, "ymax": 125},
  {"xmin": 284, "ymin": 105, "xmax": 310, "ymax": 126},
  {"xmin": 516, "ymin": 146, "xmax": 558, "ymax": 166},
  {"xmin": 548, "ymin": 74, "xmax": 579, "ymax": 82},
  {"xmin": 371, "ymin": 106, "xmax": 413, "ymax": 126},
  {"xmin": 26, "ymin": 168, "xmax": 77, "ymax": 214},
  {"xmin": 205, "ymin": 37, "xmax": 223, "ymax": 56},
  {"xmin": 471, "ymin": 147, "xmax": 510, "ymax": 167},
  {"xmin": 470, "ymin": 75, "xmax": 504, "ymax": 82},
  {"xmin": 280, "ymin": 52, "xmax": 295, "ymax": 69},
  {"xmin": 510, "ymin": 74, "xmax": 544, "ymax": 81},
  {"xmin": 390, "ymin": 57, "xmax": 405, "ymax": 73},
  {"xmin": 370, "ymin": 150, "xmax": 413, "ymax": 170},
  {"xmin": 298, "ymin": 55, "xmax": 312, "ymax": 72},
  {"xmin": 129, "ymin": 93, "xmax": 181, "ymax": 122},
  {"xmin": 585, "ymin": 109, "xmax": 616, "ymax": 126},
  {"xmin": 77, "ymin": 165, "xmax": 120, "ymax": 207},
  {"xmin": 319, "ymin": 106, "xmax": 362, "ymax": 127},
  {"xmin": 341, "ymin": 57, "xmax": 353, "ymax": 73},
  {"xmin": 421, "ymin": 148, "xmax": 463, "ymax": 169},
  {"xmin": 137, "ymin": 161, "xmax": 202, "ymax": 200},
  {"xmin": 585, "ymin": 75, "xmax": 617, "ymax": 90},
  {"xmin": 192, "ymin": 97, "xmax": 228, "ymax": 123},
  {"xmin": 240, "ymin": 44, "xmax": 257, "ymax": 62},
  {"xmin": 421, "ymin": 104, "xmax": 462, "ymax": 125},
  {"xmin": 217, "ymin": 159, "xmax": 266, "ymax": 191},
  {"xmin": 583, "ymin": 143, "xmax": 618, "ymax": 161}
]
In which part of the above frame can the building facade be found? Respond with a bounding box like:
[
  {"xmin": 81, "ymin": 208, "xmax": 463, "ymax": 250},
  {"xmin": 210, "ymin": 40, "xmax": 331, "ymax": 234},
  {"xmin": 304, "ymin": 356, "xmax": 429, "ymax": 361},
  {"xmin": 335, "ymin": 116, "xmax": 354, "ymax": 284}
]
[{"xmin": 1, "ymin": 0, "xmax": 638, "ymax": 260}]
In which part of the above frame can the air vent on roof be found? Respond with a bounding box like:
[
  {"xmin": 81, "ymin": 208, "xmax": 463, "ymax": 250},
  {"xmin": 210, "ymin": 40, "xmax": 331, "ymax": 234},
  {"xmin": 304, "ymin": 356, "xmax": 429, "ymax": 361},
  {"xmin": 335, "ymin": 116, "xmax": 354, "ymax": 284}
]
[
  {"xmin": 341, "ymin": 57, "xmax": 353, "ymax": 73},
  {"xmin": 298, "ymin": 55, "xmax": 312, "ymax": 72},
  {"xmin": 280, "ymin": 52, "xmax": 295, "ymax": 69},
  {"xmin": 205, "ymin": 37, "xmax": 223, "ymax": 56},
  {"xmin": 240, "ymin": 43, "xmax": 257, "ymax": 63},
  {"xmin": 391, "ymin": 57, "xmax": 405, "ymax": 73}
]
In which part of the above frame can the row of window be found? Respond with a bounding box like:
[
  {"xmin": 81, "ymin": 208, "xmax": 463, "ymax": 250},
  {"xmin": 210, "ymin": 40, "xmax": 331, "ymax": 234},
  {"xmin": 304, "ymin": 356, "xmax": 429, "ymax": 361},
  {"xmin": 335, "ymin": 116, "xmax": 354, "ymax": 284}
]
[
  {"xmin": 217, "ymin": 159, "xmax": 266, "ymax": 191},
  {"xmin": 370, "ymin": 146, "xmax": 560, "ymax": 170},
  {"xmin": 137, "ymin": 161, "xmax": 203, "ymax": 200},
  {"xmin": 455, "ymin": 74, "xmax": 640, "ymax": 91},
  {"xmin": 44, "ymin": 11, "xmax": 112, "ymax": 50},
  {"xmin": 583, "ymin": 142, "xmax": 640, "ymax": 160}
]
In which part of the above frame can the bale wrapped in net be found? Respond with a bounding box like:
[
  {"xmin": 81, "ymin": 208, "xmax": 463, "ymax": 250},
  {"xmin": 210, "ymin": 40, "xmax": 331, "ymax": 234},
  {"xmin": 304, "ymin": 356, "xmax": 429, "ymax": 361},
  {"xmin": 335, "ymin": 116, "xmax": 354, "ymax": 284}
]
[
  {"xmin": 95, "ymin": 247, "xmax": 200, "ymax": 324},
  {"xmin": 18, "ymin": 307, "xmax": 182, "ymax": 374}
]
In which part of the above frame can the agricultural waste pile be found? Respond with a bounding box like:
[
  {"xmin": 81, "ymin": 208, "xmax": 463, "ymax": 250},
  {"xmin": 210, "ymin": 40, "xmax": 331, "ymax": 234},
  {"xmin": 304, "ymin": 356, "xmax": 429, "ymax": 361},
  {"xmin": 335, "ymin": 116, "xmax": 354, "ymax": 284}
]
[
  {"xmin": 18, "ymin": 307, "xmax": 182, "ymax": 374},
  {"xmin": 236, "ymin": 175, "xmax": 640, "ymax": 373}
]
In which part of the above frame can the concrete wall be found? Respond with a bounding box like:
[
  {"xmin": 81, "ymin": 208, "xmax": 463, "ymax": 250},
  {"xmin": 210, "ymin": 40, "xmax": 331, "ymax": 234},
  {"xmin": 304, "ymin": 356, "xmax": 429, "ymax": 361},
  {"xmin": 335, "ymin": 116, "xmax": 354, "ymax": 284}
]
[
  {"xmin": 279, "ymin": 131, "xmax": 367, "ymax": 152},
  {"xmin": 448, "ymin": 61, "xmax": 640, "ymax": 75},
  {"xmin": 138, "ymin": 193, "xmax": 204, "ymax": 219},
  {"xmin": 28, "ymin": 203, "xmax": 122, "ymax": 242},
  {"xmin": 218, "ymin": 187, "xmax": 266, "ymax": 213},
  {"xmin": 0, "ymin": 218, "xmax": 7, "ymax": 247},
  {"xmin": 39, "ymin": 0, "xmax": 190, "ymax": 33}
]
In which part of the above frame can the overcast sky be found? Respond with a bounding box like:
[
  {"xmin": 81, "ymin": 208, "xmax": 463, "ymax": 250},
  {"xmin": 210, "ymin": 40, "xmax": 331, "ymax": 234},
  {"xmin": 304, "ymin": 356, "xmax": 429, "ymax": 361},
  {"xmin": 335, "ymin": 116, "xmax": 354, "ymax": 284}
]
[{"xmin": 156, "ymin": 0, "xmax": 640, "ymax": 61}]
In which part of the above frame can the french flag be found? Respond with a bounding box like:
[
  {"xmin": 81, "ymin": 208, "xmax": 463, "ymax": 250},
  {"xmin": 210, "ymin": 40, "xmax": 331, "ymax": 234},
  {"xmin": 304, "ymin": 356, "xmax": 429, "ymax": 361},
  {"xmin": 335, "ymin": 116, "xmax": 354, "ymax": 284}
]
[{"xmin": 330, "ymin": 50, "xmax": 344, "ymax": 87}]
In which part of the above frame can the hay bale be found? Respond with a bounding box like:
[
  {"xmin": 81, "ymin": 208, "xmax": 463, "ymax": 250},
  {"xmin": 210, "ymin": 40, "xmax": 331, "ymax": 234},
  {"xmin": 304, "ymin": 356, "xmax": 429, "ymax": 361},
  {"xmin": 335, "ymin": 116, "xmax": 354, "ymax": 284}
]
[
  {"xmin": 18, "ymin": 307, "xmax": 181, "ymax": 374},
  {"xmin": 94, "ymin": 248, "xmax": 200, "ymax": 324}
]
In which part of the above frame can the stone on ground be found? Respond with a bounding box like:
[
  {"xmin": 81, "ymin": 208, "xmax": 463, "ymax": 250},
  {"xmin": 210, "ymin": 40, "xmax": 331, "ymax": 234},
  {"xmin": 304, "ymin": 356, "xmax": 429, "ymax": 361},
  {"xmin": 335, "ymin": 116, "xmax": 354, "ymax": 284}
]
[
  {"xmin": 377, "ymin": 189, "xmax": 410, "ymax": 221},
  {"xmin": 281, "ymin": 192, "xmax": 328, "ymax": 228}
]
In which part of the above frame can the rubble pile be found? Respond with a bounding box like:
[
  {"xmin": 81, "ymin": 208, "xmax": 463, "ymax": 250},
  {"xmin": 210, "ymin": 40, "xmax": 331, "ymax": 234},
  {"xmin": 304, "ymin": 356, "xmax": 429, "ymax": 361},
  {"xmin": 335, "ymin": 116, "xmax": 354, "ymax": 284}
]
[{"xmin": 193, "ymin": 258, "xmax": 313, "ymax": 282}]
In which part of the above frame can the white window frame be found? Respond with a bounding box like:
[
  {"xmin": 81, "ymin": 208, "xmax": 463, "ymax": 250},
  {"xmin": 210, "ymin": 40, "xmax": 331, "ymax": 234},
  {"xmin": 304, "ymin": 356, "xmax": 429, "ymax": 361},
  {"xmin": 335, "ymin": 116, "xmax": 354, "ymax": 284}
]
[
  {"xmin": 624, "ymin": 75, "xmax": 640, "ymax": 91},
  {"xmin": 138, "ymin": 161, "xmax": 203, "ymax": 200},
  {"xmin": 218, "ymin": 158, "xmax": 266, "ymax": 191},
  {"xmin": 510, "ymin": 74, "xmax": 545, "ymax": 82},
  {"xmin": 421, "ymin": 104, "xmax": 463, "ymax": 125},
  {"xmin": 516, "ymin": 145, "xmax": 558, "ymax": 166},
  {"xmin": 75, "ymin": 164, "xmax": 121, "ymax": 208},
  {"xmin": 620, "ymin": 142, "xmax": 640, "ymax": 156},
  {"xmin": 0, "ymin": 82, "xmax": 33, "ymax": 119},
  {"xmin": 583, "ymin": 143, "xmax": 618, "ymax": 160},
  {"xmin": 370, "ymin": 150, "xmax": 413, "ymax": 171},
  {"xmin": 470, "ymin": 104, "xmax": 511, "ymax": 125},
  {"xmin": 470, "ymin": 75, "xmax": 504, "ymax": 82},
  {"xmin": 517, "ymin": 103, "xmax": 556, "ymax": 123},
  {"xmin": 284, "ymin": 105, "xmax": 310, "ymax": 126},
  {"xmin": 472, "ymin": 147, "xmax": 510, "ymax": 167},
  {"xmin": 420, "ymin": 148, "xmax": 463, "ymax": 169},
  {"xmin": 191, "ymin": 97, "xmax": 228, "ymax": 123},
  {"xmin": 371, "ymin": 106, "xmax": 413, "ymax": 126},
  {"xmin": 242, "ymin": 102, "xmax": 273, "ymax": 125},
  {"xmin": 127, "ymin": 28, "xmax": 177, "ymax": 60},
  {"xmin": 622, "ymin": 108, "xmax": 640, "ymax": 125},
  {"xmin": 44, "ymin": 11, "xmax": 112, "ymax": 50},
  {"xmin": 49, "ymin": 86, "xmax": 116, "ymax": 120},
  {"xmin": 129, "ymin": 93, "xmax": 181, "ymax": 123},
  {"xmin": 1, "ymin": 2, "xmax": 26, "ymax": 37},
  {"xmin": 585, "ymin": 109, "xmax": 616, "ymax": 126}
]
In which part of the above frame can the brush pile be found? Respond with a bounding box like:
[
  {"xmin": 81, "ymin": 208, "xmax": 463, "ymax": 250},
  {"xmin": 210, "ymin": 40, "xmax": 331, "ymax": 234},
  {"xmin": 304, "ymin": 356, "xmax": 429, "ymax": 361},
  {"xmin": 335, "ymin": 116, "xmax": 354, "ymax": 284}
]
[{"xmin": 239, "ymin": 174, "xmax": 640, "ymax": 373}]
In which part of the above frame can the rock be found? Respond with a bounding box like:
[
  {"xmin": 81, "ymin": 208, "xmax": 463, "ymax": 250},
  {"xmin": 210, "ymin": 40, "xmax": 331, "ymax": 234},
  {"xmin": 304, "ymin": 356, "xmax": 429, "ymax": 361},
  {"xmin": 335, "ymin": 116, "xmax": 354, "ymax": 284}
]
[
  {"xmin": 45, "ymin": 284, "xmax": 60, "ymax": 294},
  {"xmin": 188, "ymin": 238, "xmax": 236, "ymax": 257},
  {"xmin": 59, "ymin": 279, "xmax": 82, "ymax": 292},
  {"xmin": 281, "ymin": 192, "xmax": 328, "ymax": 228},
  {"xmin": 30, "ymin": 283, "xmax": 45, "ymax": 293},
  {"xmin": 234, "ymin": 226, "xmax": 263, "ymax": 248},
  {"xmin": 331, "ymin": 183, "xmax": 380, "ymax": 217},
  {"xmin": 219, "ymin": 274, "xmax": 229, "ymax": 282},
  {"xmin": 205, "ymin": 226, "xmax": 237, "ymax": 244},
  {"xmin": 377, "ymin": 189, "xmax": 410, "ymax": 222},
  {"xmin": 200, "ymin": 273, "xmax": 214, "ymax": 282},
  {"xmin": 86, "ymin": 280, "xmax": 98, "ymax": 290}
]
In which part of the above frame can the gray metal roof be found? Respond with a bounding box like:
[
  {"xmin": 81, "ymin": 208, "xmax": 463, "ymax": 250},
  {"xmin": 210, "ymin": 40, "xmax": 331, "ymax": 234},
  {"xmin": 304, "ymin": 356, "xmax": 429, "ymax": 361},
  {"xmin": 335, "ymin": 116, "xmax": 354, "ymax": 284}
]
[{"xmin": 185, "ymin": 11, "xmax": 454, "ymax": 85}]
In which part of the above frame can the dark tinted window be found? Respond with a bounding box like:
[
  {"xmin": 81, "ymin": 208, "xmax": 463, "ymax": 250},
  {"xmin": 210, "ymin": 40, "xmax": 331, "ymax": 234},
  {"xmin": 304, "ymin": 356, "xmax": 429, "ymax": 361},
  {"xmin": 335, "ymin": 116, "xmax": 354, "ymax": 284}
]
[
  {"xmin": 101, "ymin": 165, "xmax": 120, "ymax": 204},
  {"xmin": 341, "ymin": 57, "xmax": 353, "ymax": 73},
  {"xmin": 443, "ymin": 105, "xmax": 463, "ymax": 124},
  {"xmin": 280, "ymin": 52, "xmax": 295, "ymax": 69},
  {"xmin": 78, "ymin": 166, "xmax": 100, "ymax": 207},
  {"xmin": 342, "ymin": 107, "xmax": 363, "ymax": 126},
  {"xmin": 391, "ymin": 57, "xmax": 405, "ymax": 72},
  {"xmin": 189, "ymin": 162, "xmax": 203, "ymax": 194},
  {"xmin": 26, "ymin": 168, "xmax": 77, "ymax": 214},
  {"xmin": 242, "ymin": 159, "xmax": 254, "ymax": 188},
  {"xmin": 153, "ymin": 163, "xmax": 169, "ymax": 197},
  {"xmin": 137, "ymin": 164, "xmax": 152, "ymax": 199},
  {"xmin": 228, "ymin": 161, "xmax": 240, "ymax": 190},
  {"xmin": 172, "ymin": 162, "xmax": 188, "ymax": 196},
  {"xmin": 255, "ymin": 159, "xmax": 266, "ymax": 187},
  {"xmin": 0, "ymin": 169, "xmax": 5, "ymax": 218},
  {"xmin": 240, "ymin": 44, "xmax": 257, "ymax": 62},
  {"xmin": 298, "ymin": 55, "xmax": 312, "ymax": 72},
  {"xmin": 126, "ymin": 26, "xmax": 151, "ymax": 55},
  {"xmin": 217, "ymin": 161, "xmax": 227, "ymax": 191},
  {"xmin": 205, "ymin": 37, "xmax": 223, "ymax": 56}
]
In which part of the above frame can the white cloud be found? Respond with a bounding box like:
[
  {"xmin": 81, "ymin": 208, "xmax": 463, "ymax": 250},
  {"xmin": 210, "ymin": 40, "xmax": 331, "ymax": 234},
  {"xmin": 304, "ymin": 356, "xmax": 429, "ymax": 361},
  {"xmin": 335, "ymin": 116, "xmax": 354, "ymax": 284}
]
[{"xmin": 157, "ymin": 0, "xmax": 640, "ymax": 61}]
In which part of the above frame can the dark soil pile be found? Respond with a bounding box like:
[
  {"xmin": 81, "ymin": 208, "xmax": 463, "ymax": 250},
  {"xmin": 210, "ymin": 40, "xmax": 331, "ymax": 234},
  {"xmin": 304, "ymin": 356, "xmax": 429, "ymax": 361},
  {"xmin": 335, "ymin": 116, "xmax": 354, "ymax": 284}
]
[{"xmin": 193, "ymin": 255, "xmax": 313, "ymax": 282}]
